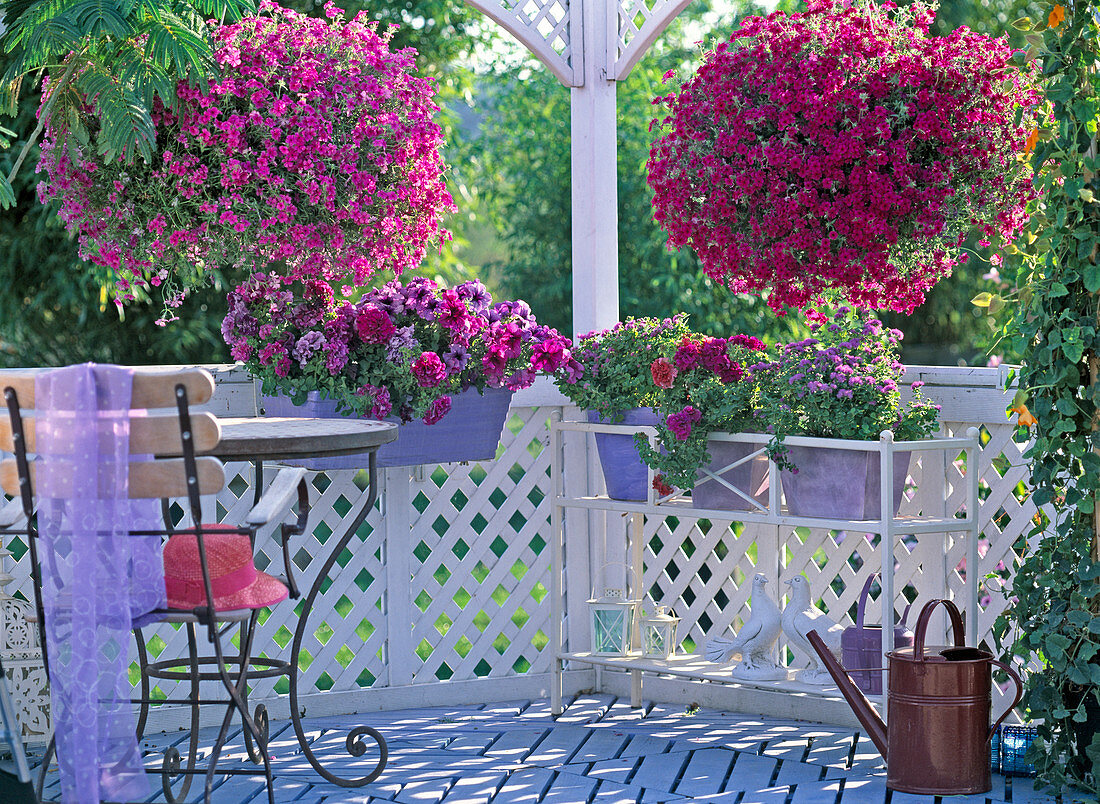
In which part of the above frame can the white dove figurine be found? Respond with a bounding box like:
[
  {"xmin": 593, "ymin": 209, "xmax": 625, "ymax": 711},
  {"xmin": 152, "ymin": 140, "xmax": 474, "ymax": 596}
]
[
  {"xmin": 782, "ymin": 575, "xmax": 845, "ymax": 683},
  {"xmin": 705, "ymin": 573, "xmax": 784, "ymax": 680}
]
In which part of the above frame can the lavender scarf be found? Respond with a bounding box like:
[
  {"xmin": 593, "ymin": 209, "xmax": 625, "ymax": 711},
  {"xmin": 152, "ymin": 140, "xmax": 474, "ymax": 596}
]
[{"xmin": 36, "ymin": 364, "xmax": 166, "ymax": 803}]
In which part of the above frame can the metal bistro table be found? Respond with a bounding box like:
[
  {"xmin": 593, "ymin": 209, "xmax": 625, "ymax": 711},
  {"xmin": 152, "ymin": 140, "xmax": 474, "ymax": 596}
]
[{"xmin": 212, "ymin": 416, "xmax": 398, "ymax": 788}]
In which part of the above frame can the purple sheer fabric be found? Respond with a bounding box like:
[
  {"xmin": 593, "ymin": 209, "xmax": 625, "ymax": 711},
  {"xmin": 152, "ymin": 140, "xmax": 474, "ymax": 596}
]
[{"xmin": 36, "ymin": 364, "xmax": 167, "ymax": 804}]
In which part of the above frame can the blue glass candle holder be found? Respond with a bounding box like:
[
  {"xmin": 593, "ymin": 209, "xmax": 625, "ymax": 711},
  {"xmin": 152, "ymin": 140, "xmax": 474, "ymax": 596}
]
[{"xmin": 999, "ymin": 725, "xmax": 1038, "ymax": 777}]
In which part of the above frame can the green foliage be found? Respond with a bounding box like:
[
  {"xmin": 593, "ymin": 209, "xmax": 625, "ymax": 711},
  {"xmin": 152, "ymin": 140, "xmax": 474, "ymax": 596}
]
[
  {"xmin": 0, "ymin": 0, "xmax": 257, "ymax": 205},
  {"xmin": 999, "ymin": 1, "xmax": 1100, "ymax": 793},
  {"xmin": 553, "ymin": 315, "xmax": 695, "ymax": 419}
]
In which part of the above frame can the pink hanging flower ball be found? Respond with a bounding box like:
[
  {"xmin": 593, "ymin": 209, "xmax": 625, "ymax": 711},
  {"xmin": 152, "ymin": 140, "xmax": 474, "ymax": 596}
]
[{"xmin": 647, "ymin": 0, "xmax": 1042, "ymax": 314}]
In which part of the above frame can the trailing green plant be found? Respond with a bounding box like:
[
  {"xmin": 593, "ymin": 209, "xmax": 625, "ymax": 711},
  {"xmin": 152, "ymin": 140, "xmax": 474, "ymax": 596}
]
[{"xmin": 995, "ymin": 1, "xmax": 1100, "ymax": 793}]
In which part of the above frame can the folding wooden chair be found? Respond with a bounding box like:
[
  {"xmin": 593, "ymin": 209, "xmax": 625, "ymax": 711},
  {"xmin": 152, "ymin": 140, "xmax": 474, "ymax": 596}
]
[{"xmin": 0, "ymin": 367, "xmax": 310, "ymax": 804}]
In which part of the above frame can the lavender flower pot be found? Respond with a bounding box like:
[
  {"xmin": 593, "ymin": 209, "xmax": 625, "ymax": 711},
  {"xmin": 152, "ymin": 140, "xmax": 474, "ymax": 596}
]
[
  {"xmin": 780, "ymin": 444, "xmax": 910, "ymax": 520},
  {"xmin": 588, "ymin": 409, "xmax": 658, "ymax": 501},
  {"xmin": 261, "ymin": 387, "xmax": 514, "ymax": 469},
  {"xmin": 691, "ymin": 438, "xmax": 769, "ymax": 511}
]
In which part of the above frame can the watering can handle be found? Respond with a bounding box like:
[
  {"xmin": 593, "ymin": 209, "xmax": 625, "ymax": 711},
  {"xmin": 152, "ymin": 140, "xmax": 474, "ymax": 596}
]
[
  {"xmin": 854, "ymin": 573, "xmax": 877, "ymax": 629},
  {"xmin": 912, "ymin": 599, "xmax": 966, "ymax": 661},
  {"xmin": 988, "ymin": 660, "xmax": 1025, "ymax": 741}
]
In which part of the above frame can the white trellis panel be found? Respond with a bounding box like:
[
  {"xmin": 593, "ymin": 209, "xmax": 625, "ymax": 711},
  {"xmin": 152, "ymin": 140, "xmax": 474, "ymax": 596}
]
[
  {"xmin": 0, "ymin": 367, "xmax": 1041, "ymax": 734},
  {"xmin": 466, "ymin": 0, "xmax": 577, "ymax": 85},
  {"xmin": 612, "ymin": 0, "xmax": 695, "ymax": 80}
]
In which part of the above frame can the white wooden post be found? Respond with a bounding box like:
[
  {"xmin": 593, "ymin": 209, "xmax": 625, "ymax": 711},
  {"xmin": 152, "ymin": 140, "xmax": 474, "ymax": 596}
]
[{"xmin": 570, "ymin": 27, "xmax": 619, "ymax": 336}]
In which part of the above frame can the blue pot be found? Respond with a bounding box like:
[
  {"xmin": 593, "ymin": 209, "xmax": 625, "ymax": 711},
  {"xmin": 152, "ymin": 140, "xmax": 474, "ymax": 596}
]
[
  {"xmin": 587, "ymin": 408, "xmax": 659, "ymax": 501},
  {"xmin": 261, "ymin": 387, "xmax": 514, "ymax": 469}
]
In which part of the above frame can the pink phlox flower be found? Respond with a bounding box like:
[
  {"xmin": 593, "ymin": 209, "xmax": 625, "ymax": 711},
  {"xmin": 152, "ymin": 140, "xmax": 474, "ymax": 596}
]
[{"xmin": 412, "ymin": 351, "xmax": 447, "ymax": 388}]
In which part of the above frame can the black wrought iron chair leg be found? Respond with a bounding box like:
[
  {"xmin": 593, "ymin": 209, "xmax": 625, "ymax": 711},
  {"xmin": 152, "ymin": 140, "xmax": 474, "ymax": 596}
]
[
  {"xmin": 162, "ymin": 623, "xmax": 203, "ymax": 803},
  {"xmin": 35, "ymin": 734, "xmax": 55, "ymax": 802},
  {"xmin": 238, "ymin": 613, "xmax": 268, "ymax": 765},
  {"xmin": 206, "ymin": 625, "xmax": 276, "ymax": 804},
  {"xmin": 134, "ymin": 628, "xmax": 151, "ymax": 742}
]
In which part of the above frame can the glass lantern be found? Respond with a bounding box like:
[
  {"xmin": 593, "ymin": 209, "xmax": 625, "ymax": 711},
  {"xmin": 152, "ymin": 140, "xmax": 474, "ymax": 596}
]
[
  {"xmin": 587, "ymin": 587, "xmax": 640, "ymax": 656},
  {"xmin": 641, "ymin": 606, "xmax": 680, "ymax": 659}
]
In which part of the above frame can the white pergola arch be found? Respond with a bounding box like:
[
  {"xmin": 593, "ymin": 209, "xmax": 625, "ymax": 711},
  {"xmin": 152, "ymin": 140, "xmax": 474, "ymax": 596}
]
[{"xmin": 462, "ymin": 0, "xmax": 694, "ymax": 334}]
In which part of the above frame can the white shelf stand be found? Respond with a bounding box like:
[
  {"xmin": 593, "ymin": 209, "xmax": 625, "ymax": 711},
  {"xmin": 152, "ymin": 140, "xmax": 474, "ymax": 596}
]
[{"xmin": 548, "ymin": 417, "xmax": 981, "ymax": 716}]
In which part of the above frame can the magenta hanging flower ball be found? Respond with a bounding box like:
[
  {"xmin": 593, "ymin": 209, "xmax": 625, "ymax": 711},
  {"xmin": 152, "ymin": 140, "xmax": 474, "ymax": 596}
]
[
  {"xmin": 646, "ymin": 0, "xmax": 1042, "ymax": 314},
  {"xmin": 38, "ymin": 0, "xmax": 454, "ymax": 317}
]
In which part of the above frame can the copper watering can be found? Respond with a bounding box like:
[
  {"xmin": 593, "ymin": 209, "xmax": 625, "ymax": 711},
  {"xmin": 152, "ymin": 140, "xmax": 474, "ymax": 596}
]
[{"xmin": 808, "ymin": 599, "xmax": 1023, "ymax": 795}]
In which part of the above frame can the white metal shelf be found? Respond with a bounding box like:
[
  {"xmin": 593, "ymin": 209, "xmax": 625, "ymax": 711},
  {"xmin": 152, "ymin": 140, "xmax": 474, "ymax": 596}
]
[{"xmin": 548, "ymin": 418, "xmax": 981, "ymax": 716}]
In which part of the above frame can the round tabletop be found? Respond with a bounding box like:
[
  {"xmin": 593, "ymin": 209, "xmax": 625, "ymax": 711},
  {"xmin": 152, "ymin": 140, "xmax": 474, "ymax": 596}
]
[{"xmin": 211, "ymin": 417, "xmax": 398, "ymax": 461}]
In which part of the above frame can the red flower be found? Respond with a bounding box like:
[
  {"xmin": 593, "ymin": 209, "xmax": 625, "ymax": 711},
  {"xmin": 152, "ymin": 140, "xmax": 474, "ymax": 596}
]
[
  {"xmin": 653, "ymin": 475, "xmax": 675, "ymax": 496},
  {"xmin": 650, "ymin": 358, "xmax": 678, "ymax": 388}
]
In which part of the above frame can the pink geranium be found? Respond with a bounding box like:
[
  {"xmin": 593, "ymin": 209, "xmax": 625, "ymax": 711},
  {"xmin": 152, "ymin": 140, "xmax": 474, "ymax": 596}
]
[{"xmin": 650, "ymin": 358, "xmax": 678, "ymax": 389}]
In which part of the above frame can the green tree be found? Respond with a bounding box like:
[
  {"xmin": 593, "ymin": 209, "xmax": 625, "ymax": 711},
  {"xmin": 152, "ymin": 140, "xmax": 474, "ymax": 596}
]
[
  {"xmin": 472, "ymin": 0, "xmax": 807, "ymax": 342},
  {"xmin": 0, "ymin": 0, "xmax": 258, "ymax": 205}
]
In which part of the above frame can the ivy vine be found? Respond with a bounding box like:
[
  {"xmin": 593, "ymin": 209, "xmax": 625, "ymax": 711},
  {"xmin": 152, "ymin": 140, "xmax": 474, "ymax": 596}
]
[{"xmin": 998, "ymin": 1, "xmax": 1100, "ymax": 793}]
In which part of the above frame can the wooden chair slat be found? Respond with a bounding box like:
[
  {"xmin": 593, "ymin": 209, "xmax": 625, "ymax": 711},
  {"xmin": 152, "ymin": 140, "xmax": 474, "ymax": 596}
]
[
  {"xmin": 0, "ymin": 412, "xmax": 220, "ymax": 455},
  {"xmin": 0, "ymin": 368, "xmax": 215, "ymax": 409},
  {"xmin": 0, "ymin": 457, "xmax": 225, "ymax": 499}
]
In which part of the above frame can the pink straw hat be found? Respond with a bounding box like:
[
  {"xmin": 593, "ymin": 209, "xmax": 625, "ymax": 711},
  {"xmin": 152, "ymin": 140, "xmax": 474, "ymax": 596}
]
[{"xmin": 163, "ymin": 528, "xmax": 288, "ymax": 611}]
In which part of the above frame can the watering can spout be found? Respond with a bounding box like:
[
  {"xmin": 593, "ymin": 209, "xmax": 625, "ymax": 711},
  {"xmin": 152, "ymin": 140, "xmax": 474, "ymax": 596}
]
[{"xmin": 807, "ymin": 630, "xmax": 888, "ymax": 760}]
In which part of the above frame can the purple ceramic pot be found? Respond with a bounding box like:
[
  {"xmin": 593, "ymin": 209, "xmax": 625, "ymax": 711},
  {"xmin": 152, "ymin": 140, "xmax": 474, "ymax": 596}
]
[
  {"xmin": 588, "ymin": 408, "xmax": 659, "ymax": 501},
  {"xmin": 780, "ymin": 444, "xmax": 910, "ymax": 520},
  {"xmin": 691, "ymin": 438, "xmax": 769, "ymax": 511},
  {"xmin": 261, "ymin": 387, "xmax": 514, "ymax": 469}
]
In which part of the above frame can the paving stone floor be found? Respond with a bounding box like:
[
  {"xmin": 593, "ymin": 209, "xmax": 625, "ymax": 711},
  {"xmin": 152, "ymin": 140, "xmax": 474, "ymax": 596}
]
[{"xmin": 29, "ymin": 695, "xmax": 1070, "ymax": 804}]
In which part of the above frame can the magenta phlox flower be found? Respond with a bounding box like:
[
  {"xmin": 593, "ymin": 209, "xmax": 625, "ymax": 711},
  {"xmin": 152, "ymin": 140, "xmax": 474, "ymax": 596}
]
[
  {"xmin": 356, "ymin": 305, "xmax": 397, "ymax": 344},
  {"xmin": 531, "ymin": 337, "xmax": 571, "ymax": 373},
  {"xmin": 259, "ymin": 342, "xmax": 287, "ymax": 366},
  {"xmin": 423, "ymin": 395, "xmax": 452, "ymax": 424},
  {"xmin": 488, "ymin": 321, "xmax": 524, "ymax": 360},
  {"xmin": 412, "ymin": 352, "xmax": 447, "ymax": 388},
  {"xmin": 667, "ymin": 406, "xmax": 703, "ymax": 441},
  {"xmin": 230, "ymin": 340, "xmax": 253, "ymax": 362},
  {"xmin": 436, "ymin": 289, "xmax": 473, "ymax": 334},
  {"xmin": 674, "ymin": 337, "xmax": 702, "ymax": 371}
]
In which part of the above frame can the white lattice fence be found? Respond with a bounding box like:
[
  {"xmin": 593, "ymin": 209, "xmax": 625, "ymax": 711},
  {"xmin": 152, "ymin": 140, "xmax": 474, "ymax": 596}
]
[
  {"xmin": 0, "ymin": 365, "xmax": 1039, "ymax": 739},
  {"xmin": 569, "ymin": 368, "xmax": 1036, "ymax": 716}
]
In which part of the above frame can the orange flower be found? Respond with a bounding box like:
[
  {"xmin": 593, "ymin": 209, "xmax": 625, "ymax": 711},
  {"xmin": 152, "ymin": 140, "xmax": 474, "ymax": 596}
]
[
  {"xmin": 1048, "ymin": 4, "xmax": 1065, "ymax": 28},
  {"xmin": 1010, "ymin": 403, "xmax": 1038, "ymax": 427},
  {"xmin": 1025, "ymin": 128, "xmax": 1039, "ymax": 153}
]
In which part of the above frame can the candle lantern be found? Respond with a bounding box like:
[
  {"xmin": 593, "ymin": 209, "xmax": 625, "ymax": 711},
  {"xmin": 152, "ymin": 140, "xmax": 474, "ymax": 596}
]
[
  {"xmin": 998, "ymin": 725, "xmax": 1038, "ymax": 777},
  {"xmin": 641, "ymin": 606, "xmax": 680, "ymax": 660},
  {"xmin": 587, "ymin": 585, "xmax": 640, "ymax": 655}
]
